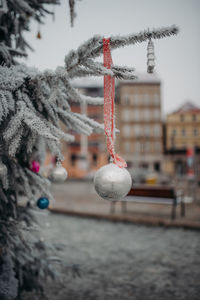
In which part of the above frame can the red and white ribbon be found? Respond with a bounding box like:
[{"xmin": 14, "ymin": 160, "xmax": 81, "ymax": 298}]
[{"xmin": 103, "ymin": 38, "xmax": 127, "ymax": 168}]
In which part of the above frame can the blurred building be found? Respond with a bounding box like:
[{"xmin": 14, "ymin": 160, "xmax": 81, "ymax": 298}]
[
  {"xmin": 165, "ymin": 102, "xmax": 200, "ymax": 150},
  {"xmin": 163, "ymin": 101, "xmax": 200, "ymax": 180},
  {"xmin": 116, "ymin": 74, "xmax": 163, "ymax": 172},
  {"xmin": 61, "ymin": 78, "xmax": 107, "ymax": 178}
]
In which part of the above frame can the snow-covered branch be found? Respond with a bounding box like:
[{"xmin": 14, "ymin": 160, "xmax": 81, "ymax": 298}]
[{"xmin": 65, "ymin": 25, "xmax": 178, "ymax": 74}]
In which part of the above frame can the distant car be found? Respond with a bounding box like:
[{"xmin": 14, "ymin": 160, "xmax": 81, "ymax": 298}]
[
  {"xmin": 128, "ymin": 167, "xmax": 150, "ymax": 184},
  {"xmin": 128, "ymin": 167, "xmax": 171, "ymax": 185}
]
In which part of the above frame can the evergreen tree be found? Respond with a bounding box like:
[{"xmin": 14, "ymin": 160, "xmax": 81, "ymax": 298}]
[
  {"xmin": 0, "ymin": 0, "xmax": 61, "ymax": 66},
  {"xmin": 0, "ymin": 0, "xmax": 178, "ymax": 298}
]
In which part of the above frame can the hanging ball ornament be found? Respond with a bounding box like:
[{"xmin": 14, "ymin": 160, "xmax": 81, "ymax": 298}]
[
  {"xmin": 37, "ymin": 197, "xmax": 49, "ymax": 209},
  {"xmin": 51, "ymin": 163, "xmax": 68, "ymax": 183},
  {"xmin": 94, "ymin": 163, "xmax": 132, "ymax": 201},
  {"xmin": 30, "ymin": 161, "xmax": 40, "ymax": 173},
  {"xmin": 95, "ymin": 39, "xmax": 132, "ymax": 201}
]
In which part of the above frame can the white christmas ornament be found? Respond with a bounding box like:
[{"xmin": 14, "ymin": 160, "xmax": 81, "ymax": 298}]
[
  {"xmin": 94, "ymin": 163, "xmax": 132, "ymax": 201},
  {"xmin": 51, "ymin": 163, "xmax": 68, "ymax": 183}
]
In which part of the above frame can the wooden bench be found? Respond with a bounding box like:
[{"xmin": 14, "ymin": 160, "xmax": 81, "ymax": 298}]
[{"xmin": 110, "ymin": 186, "xmax": 185, "ymax": 219}]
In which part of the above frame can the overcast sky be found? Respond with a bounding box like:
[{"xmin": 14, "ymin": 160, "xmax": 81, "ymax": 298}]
[{"xmin": 21, "ymin": 0, "xmax": 200, "ymax": 115}]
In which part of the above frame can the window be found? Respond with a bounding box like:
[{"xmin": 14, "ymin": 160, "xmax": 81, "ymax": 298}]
[
  {"xmin": 138, "ymin": 94, "xmax": 143, "ymax": 105},
  {"xmin": 92, "ymin": 153, "xmax": 98, "ymax": 166},
  {"xmin": 127, "ymin": 161, "xmax": 133, "ymax": 168},
  {"xmin": 86, "ymin": 87, "xmax": 103, "ymax": 97},
  {"xmin": 181, "ymin": 128, "xmax": 186, "ymax": 136},
  {"xmin": 180, "ymin": 115, "xmax": 184, "ymax": 121},
  {"xmin": 70, "ymin": 142, "xmax": 80, "ymax": 147},
  {"xmin": 154, "ymin": 124, "xmax": 161, "ymax": 137},
  {"xmin": 122, "ymin": 109, "xmax": 130, "ymax": 121},
  {"xmin": 182, "ymin": 143, "xmax": 187, "ymax": 149},
  {"xmin": 134, "ymin": 94, "xmax": 140, "ymax": 106},
  {"xmin": 144, "ymin": 109, "xmax": 150, "ymax": 121},
  {"xmin": 192, "ymin": 114, "xmax": 196, "ymax": 121},
  {"xmin": 154, "ymin": 162, "xmax": 160, "ymax": 172},
  {"xmin": 89, "ymin": 114, "xmax": 100, "ymax": 121},
  {"xmin": 144, "ymin": 141, "xmax": 151, "ymax": 152},
  {"xmin": 88, "ymin": 141, "xmax": 99, "ymax": 147},
  {"xmin": 170, "ymin": 135, "xmax": 176, "ymax": 148},
  {"xmin": 123, "ymin": 125, "xmax": 131, "ymax": 137},
  {"xmin": 153, "ymin": 94, "xmax": 160, "ymax": 106},
  {"xmin": 135, "ymin": 141, "xmax": 141, "ymax": 153},
  {"xmin": 193, "ymin": 128, "xmax": 198, "ymax": 136},
  {"xmin": 175, "ymin": 160, "xmax": 185, "ymax": 176},
  {"xmin": 71, "ymin": 154, "xmax": 77, "ymax": 166},
  {"xmin": 153, "ymin": 109, "xmax": 160, "ymax": 120},
  {"xmin": 143, "ymin": 94, "xmax": 149, "ymax": 105},
  {"xmin": 155, "ymin": 142, "xmax": 161, "ymax": 153},
  {"xmin": 123, "ymin": 94, "xmax": 130, "ymax": 105},
  {"xmin": 133, "ymin": 109, "xmax": 140, "ymax": 121},
  {"xmin": 172, "ymin": 129, "xmax": 176, "ymax": 136},
  {"xmin": 134, "ymin": 125, "xmax": 141, "ymax": 137},
  {"xmin": 130, "ymin": 96, "xmax": 135, "ymax": 106},
  {"xmin": 140, "ymin": 162, "xmax": 149, "ymax": 169},
  {"xmin": 140, "ymin": 142, "xmax": 144, "ymax": 153},
  {"xmin": 144, "ymin": 125, "xmax": 150, "ymax": 137},
  {"xmin": 171, "ymin": 143, "xmax": 176, "ymax": 149},
  {"xmin": 130, "ymin": 109, "xmax": 135, "ymax": 121},
  {"xmin": 124, "ymin": 141, "xmax": 131, "ymax": 153}
]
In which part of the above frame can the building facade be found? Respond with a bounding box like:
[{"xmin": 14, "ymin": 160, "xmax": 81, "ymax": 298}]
[
  {"xmin": 61, "ymin": 78, "xmax": 107, "ymax": 178},
  {"xmin": 164, "ymin": 102, "xmax": 200, "ymax": 180},
  {"xmin": 166, "ymin": 102, "xmax": 200, "ymax": 150},
  {"xmin": 116, "ymin": 74, "xmax": 163, "ymax": 172}
]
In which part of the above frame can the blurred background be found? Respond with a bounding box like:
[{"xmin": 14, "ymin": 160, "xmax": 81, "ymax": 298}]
[{"xmin": 6, "ymin": 0, "xmax": 199, "ymax": 299}]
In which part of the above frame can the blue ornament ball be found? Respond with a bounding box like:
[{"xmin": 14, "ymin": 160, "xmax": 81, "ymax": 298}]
[{"xmin": 37, "ymin": 197, "xmax": 49, "ymax": 209}]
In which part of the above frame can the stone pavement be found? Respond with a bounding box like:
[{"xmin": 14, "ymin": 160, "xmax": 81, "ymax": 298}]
[{"xmin": 49, "ymin": 181, "xmax": 200, "ymax": 230}]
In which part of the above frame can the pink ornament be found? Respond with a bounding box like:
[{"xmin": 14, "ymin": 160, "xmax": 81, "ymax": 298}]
[{"xmin": 30, "ymin": 161, "xmax": 40, "ymax": 173}]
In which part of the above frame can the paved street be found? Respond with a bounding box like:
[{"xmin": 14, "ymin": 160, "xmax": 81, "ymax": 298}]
[
  {"xmin": 49, "ymin": 181, "xmax": 200, "ymax": 228},
  {"xmin": 23, "ymin": 213, "xmax": 200, "ymax": 300}
]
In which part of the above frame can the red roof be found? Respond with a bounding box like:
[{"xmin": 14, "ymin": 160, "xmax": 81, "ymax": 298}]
[{"xmin": 173, "ymin": 101, "xmax": 200, "ymax": 114}]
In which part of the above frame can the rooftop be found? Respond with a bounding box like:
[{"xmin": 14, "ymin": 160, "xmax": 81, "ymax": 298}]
[
  {"xmin": 71, "ymin": 72, "xmax": 160, "ymax": 88},
  {"xmin": 71, "ymin": 76, "xmax": 104, "ymax": 88},
  {"xmin": 173, "ymin": 101, "xmax": 200, "ymax": 114},
  {"xmin": 120, "ymin": 72, "xmax": 161, "ymax": 85}
]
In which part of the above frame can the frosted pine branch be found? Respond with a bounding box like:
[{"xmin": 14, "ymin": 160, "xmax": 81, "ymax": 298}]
[
  {"xmin": 57, "ymin": 109, "xmax": 93, "ymax": 135},
  {"xmin": 92, "ymin": 25, "xmax": 179, "ymax": 58},
  {"xmin": 8, "ymin": 127, "xmax": 24, "ymax": 157},
  {"xmin": 73, "ymin": 113, "xmax": 104, "ymax": 132},
  {"xmin": 65, "ymin": 25, "xmax": 178, "ymax": 73},
  {"xmin": 3, "ymin": 102, "xmax": 26, "ymax": 141}
]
